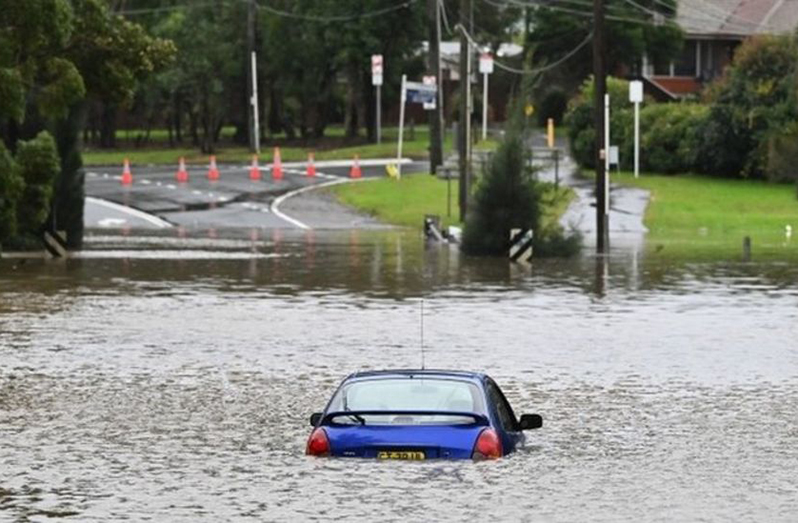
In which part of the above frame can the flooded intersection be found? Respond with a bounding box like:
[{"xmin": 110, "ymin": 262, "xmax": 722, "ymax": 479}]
[{"xmin": 1, "ymin": 230, "xmax": 797, "ymax": 521}]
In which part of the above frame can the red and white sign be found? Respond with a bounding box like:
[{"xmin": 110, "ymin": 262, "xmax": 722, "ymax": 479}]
[
  {"xmin": 479, "ymin": 53, "xmax": 494, "ymax": 74},
  {"xmin": 371, "ymin": 54, "xmax": 383, "ymax": 86}
]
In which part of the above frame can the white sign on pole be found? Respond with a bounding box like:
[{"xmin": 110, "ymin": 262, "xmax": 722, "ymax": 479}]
[
  {"xmin": 371, "ymin": 54, "xmax": 383, "ymax": 86},
  {"xmin": 422, "ymin": 75, "xmax": 436, "ymax": 110},
  {"xmin": 479, "ymin": 53, "xmax": 494, "ymax": 74},
  {"xmin": 629, "ymin": 80, "xmax": 643, "ymax": 103},
  {"xmin": 609, "ymin": 146, "xmax": 619, "ymax": 165},
  {"xmin": 629, "ymin": 80, "xmax": 643, "ymax": 178}
]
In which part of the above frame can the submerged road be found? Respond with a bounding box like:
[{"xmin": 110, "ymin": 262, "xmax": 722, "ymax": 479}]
[{"xmin": 84, "ymin": 160, "xmax": 428, "ymax": 230}]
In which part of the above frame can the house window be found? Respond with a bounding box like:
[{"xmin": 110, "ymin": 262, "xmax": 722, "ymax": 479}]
[{"xmin": 674, "ymin": 40, "xmax": 697, "ymax": 77}]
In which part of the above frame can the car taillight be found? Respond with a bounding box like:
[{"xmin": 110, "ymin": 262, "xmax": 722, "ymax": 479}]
[
  {"xmin": 306, "ymin": 428, "xmax": 331, "ymax": 457},
  {"xmin": 472, "ymin": 428, "xmax": 502, "ymax": 460}
]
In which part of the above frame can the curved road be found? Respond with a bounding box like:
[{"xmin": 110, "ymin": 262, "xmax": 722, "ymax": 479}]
[{"xmin": 84, "ymin": 160, "xmax": 428, "ymax": 230}]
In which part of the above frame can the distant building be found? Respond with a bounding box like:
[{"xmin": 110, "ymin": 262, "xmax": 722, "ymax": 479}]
[{"xmin": 643, "ymin": 0, "xmax": 798, "ymax": 99}]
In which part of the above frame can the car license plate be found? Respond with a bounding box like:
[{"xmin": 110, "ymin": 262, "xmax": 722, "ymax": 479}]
[{"xmin": 377, "ymin": 451, "xmax": 425, "ymax": 460}]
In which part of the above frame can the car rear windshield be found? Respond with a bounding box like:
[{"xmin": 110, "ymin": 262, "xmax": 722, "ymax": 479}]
[{"xmin": 327, "ymin": 377, "xmax": 486, "ymax": 425}]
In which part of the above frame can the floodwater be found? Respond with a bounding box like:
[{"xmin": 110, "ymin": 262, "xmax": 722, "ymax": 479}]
[{"xmin": 1, "ymin": 229, "xmax": 797, "ymax": 522}]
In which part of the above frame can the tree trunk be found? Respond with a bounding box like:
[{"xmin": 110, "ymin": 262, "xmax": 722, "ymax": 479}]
[
  {"xmin": 50, "ymin": 102, "xmax": 86, "ymax": 250},
  {"xmin": 99, "ymin": 103, "xmax": 117, "ymax": 148}
]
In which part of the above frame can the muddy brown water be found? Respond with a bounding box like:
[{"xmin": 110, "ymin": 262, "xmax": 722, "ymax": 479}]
[{"xmin": 1, "ymin": 230, "xmax": 797, "ymax": 521}]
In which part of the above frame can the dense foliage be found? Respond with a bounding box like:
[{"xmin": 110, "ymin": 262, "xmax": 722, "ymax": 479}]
[
  {"xmin": 0, "ymin": 0, "xmax": 172, "ymax": 249},
  {"xmin": 566, "ymin": 35, "xmax": 798, "ymax": 184}
]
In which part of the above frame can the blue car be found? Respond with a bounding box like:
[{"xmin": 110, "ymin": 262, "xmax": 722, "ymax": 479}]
[{"xmin": 306, "ymin": 370, "xmax": 542, "ymax": 460}]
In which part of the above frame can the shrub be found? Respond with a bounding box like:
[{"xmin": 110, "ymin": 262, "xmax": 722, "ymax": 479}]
[
  {"xmin": 462, "ymin": 133, "xmax": 540, "ymax": 255},
  {"xmin": 462, "ymin": 131, "xmax": 582, "ymax": 257},
  {"xmin": 0, "ymin": 142, "xmax": 23, "ymax": 245},
  {"xmin": 14, "ymin": 131, "xmax": 61, "ymax": 238},
  {"xmin": 639, "ymin": 103, "xmax": 709, "ymax": 174},
  {"xmin": 702, "ymin": 35, "xmax": 798, "ymax": 178},
  {"xmin": 565, "ymin": 76, "xmax": 633, "ymax": 169}
]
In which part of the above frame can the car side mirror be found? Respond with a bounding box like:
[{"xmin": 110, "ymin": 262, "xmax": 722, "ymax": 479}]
[
  {"xmin": 310, "ymin": 412, "xmax": 323, "ymax": 426},
  {"xmin": 518, "ymin": 414, "xmax": 542, "ymax": 430}
]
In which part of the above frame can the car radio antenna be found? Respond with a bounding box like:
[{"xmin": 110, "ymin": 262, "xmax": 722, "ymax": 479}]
[{"xmin": 420, "ymin": 298, "xmax": 425, "ymax": 370}]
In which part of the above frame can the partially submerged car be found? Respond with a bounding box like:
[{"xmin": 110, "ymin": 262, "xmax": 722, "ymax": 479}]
[{"xmin": 306, "ymin": 370, "xmax": 542, "ymax": 460}]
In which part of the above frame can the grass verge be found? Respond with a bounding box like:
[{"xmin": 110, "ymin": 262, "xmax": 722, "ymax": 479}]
[
  {"xmin": 608, "ymin": 171, "xmax": 798, "ymax": 258},
  {"xmin": 329, "ymin": 173, "xmax": 575, "ymax": 232},
  {"xmin": 83, "ymin": 126, "xmax": 498, "ymax": 166}
]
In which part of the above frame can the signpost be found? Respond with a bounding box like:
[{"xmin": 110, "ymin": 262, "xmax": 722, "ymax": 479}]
[
  {"xmin": 422, "ymin": 75, "xmax": 437, "ymax": 110},
  {"xmin": 629, "ymin": 80, "xmax": 643, "ymax": 178},
  {"xmin": 372, "ymin": 54, "xmax": 383, "ymax": 144},
  {"xmin": 396, "ymin": 75, "xmax": 437, "ymax": 178},
  {"xmin": 479, "ymin": 53, "xmax": 493, "ymax": 141}
]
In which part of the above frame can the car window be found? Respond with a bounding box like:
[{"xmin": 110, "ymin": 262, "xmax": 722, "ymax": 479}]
[
  {"xmin": 486, "ymin": 379, "xmax": 518, "ymax": 432},
  {"xmin": 327, "ymin": 377, "xmax": 486, "ymax": 425}
]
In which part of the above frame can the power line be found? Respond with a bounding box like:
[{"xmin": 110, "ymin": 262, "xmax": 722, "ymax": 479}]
[
  {"xmin": 256, "ymin": 0, "xmax": 419, "ymax": 22},
  {"xmin": 457, "ymin": 23, "xmax": 593, "ymax": 74}
]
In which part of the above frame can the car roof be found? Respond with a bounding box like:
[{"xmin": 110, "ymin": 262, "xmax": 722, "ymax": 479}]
[{"xmin": 345, "ymin": 369, "xmax": 488, "ymax": 384}]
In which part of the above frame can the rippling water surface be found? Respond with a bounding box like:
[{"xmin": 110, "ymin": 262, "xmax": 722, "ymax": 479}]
[{"xmin": 1, "ymin": 230, "xmax": 797, "ymax": 521}]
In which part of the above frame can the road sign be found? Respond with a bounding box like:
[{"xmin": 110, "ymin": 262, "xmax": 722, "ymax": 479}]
[
  {"xmin": 422, "ymin": 75, "xmax": 436, "ymax": 110},
  {"xmin": 629, "ymin": 80, "xmax": 643, "ymax": 103},
  {"xmin": 479, "ymin": 53, "xmax": 494, "ymax": 74},
  {"xmin": 372, "ymin": 54, "xmax": 383, "ymax": 86},
  {"xmin": 524, "ymin": 103, "xmax": 534, "ymax": 116},
  {"xmin": 404, "ymin": 80, "xmax": 437, "ymax": 105},
  {"xmin": 371, "ymin": 55, "xmax": 383, "ymax": 75}
]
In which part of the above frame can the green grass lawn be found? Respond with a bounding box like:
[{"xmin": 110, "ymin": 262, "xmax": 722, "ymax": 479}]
[
  {"xmin": 609, "ymin": 171, "xmax": 798, "ymax": 257},
  {"xmin": 329, "ymin": 173, "xmax": 574, "ymax": 231},
  {"xmin": 84, "ymin": 125, "xmax": 498, "ymax": 166}
]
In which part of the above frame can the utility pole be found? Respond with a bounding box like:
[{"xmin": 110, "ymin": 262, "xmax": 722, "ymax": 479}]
[
  {"xmin": 246, "ymin": 0, "xmax": 258, "ymax": 153},
  {"xmin": 427, "ymin": 0, "xmax": 443, "ymax": 174},
  {"xmin": 458, "ymin": 0, "xmax": 471, "ymax": 222},
  {"xmin": 593, "ymin": 0, "xmax": 609, "ymax": 251}
]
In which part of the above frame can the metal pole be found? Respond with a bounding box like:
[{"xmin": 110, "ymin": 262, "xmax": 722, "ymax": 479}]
[
  {"xmin": 554, "ymin": 149, "xmax": 559, "ymax": 189},
  {"xmin": 593, "ymin": 0, "xmax": 608, "ymax": 251},
  {"xmin": 634, "ymin": 101, "xmax": 640, "ymax": 178},
  {"xmin": 482, "ymin": 72, "xmax": 488, "ymax": 141},
  {"xmin": 428, "ymin": 0, "xmax": 443, "ymax": 173},
  {"xmin": 604, "ymin": 93, "xmax": 610, "ymax": 215},
  {"xmin": 246, "ymin": 0, "xmax": 257, "ymax": 152},
  {"xmin": 377, "ymin": 85, "xmax": 382, "ymax": 144},
  {"xmin": 397, "ymin": 74, "xmax": 407, "ymax": 179},
  {"xmin": 251, "ymin": 51, "xmax": 260, "ymax": 155}
]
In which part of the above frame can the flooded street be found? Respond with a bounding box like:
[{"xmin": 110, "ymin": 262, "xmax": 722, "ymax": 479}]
[{"xmin": 2, "ymin": 230, "xmax": 797, "ymax": 521}]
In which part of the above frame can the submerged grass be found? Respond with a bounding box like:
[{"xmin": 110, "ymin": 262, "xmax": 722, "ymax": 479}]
[{"xmin": 606, "ymin": 171, "xmax": 798, "ymax": 259}]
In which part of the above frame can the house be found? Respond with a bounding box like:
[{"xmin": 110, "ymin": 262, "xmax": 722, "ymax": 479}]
[{"xmin": 643, "ymin": 0, "xmax": 798, "ymax": 99}]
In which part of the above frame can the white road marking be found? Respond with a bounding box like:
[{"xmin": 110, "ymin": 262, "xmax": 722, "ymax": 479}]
[
  {"xmin": 98, "ymin": 218, "xmax": 128, "ymax": 227},
  {"xmin": 86, "ymin": 196, "xmax": 173, "ymax": 228},
  {"xmin": 166, "ymin": 184, "xmax": 177, "ymax": 190},
  {"xmin": 140, "ymin": 179, "xmax": 152, "ymax": 185},
  {"xmin": 270, "ymin": 176, "xmax": 376, "ymax": 230}
]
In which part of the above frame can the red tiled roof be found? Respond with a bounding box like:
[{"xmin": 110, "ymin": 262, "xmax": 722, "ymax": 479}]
[{"xmin": 647, "ymin": 77, "xmax": 702, "ymax": 98}]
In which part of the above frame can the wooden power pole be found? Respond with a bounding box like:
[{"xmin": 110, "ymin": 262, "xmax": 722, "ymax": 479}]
[
  {"xmin": 458, "ymin": 0, "xmax": 471, "ymax": 222},
  {"xmin": 593, "ymin": 0, "xmax": 609, "ymax": 251},
  {"xmin": 427, "ymin": 0, "xmax": 444, "ymax": 174}
]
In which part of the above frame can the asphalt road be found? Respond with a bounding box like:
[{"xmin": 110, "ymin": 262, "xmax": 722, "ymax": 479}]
[{"xmin": 84, "ymin": 160, "xmax": 428, "ymax": 230}]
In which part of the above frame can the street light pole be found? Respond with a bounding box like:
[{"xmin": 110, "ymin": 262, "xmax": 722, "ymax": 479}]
[{"xmin": 593, "ymin": 0, "xmax": 609, "ymax": 251}]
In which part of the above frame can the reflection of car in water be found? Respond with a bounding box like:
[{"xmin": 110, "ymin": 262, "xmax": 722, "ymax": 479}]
[{"xmin": 306, "ymin": 370, "xmax": 543, "ymax": 460}]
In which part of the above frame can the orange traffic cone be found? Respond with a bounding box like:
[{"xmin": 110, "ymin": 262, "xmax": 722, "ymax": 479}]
[
  {"xmin": 249, "ymin": 154, "xmax": 261, "ymax": 180},
  {"xmin": 272, "ymin": 147, "xmax": 283, "ymax": 180},
  {"xmin": 306, "ymin": 152, "xmax": 316, "ymax": 177},
  {"xmin": 121, "ymin": 158, "xmax": 133, "ymax": 185},
  {"xmin": 349, "ymin": 154, "xmax": 362, "ymax": 179},
  {"xmin": 176, "ymin": 157, "xmax": 188, "ymax": 183},
  {"xmin": 207, "ymin": 155, "xmax": 220, "ymax": 181}
]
